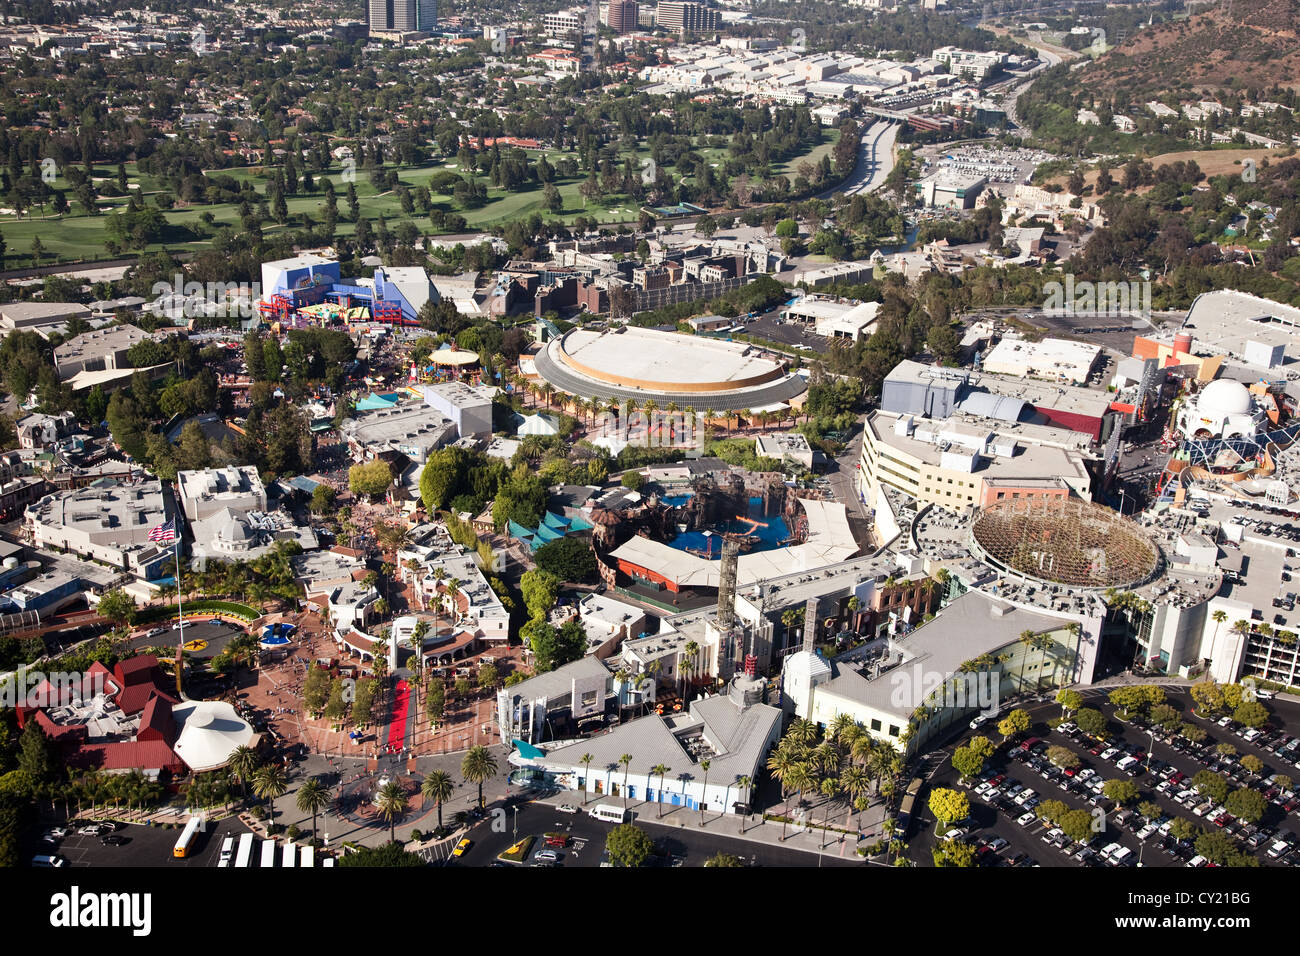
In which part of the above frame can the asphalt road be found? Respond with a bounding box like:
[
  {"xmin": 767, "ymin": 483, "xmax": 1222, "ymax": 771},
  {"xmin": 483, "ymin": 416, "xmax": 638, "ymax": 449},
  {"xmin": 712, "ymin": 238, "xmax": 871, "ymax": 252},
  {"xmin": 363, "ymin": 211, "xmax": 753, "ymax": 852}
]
[{"xmin": 441, "ymin": 801, "xmax": 857, "ymax": 868}]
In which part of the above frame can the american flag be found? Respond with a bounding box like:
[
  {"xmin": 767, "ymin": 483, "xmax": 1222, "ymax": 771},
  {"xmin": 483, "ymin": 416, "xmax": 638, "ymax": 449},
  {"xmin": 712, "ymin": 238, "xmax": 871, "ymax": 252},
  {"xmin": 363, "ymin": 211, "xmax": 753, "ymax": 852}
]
[{"xmin": 148, "ymin": 519, "xmax": 176, "ymax": 543}]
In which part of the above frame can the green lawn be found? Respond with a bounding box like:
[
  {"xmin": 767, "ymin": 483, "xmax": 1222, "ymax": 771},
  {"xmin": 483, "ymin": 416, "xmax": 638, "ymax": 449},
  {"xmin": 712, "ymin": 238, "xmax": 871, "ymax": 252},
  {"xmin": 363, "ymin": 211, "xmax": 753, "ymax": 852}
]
[{"xmin": 0, "ymin": 131, "xmax": 839, "ymax": 266}]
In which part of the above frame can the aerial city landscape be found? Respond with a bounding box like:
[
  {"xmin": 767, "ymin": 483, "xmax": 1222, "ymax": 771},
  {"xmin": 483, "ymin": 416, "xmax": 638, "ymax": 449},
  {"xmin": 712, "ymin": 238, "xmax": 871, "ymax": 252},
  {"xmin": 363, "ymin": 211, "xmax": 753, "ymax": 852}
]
[{"xmin": 0, "ymin": 0, "xmax": 1299, "ymax": 883}]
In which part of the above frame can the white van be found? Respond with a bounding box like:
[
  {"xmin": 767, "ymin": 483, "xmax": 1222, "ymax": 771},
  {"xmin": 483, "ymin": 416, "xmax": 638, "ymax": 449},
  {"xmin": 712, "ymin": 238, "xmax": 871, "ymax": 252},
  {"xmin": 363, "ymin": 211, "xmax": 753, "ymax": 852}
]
[
  {"xmin": 589, "ymin": 803, "xmax": 630, "ymax": 824},
  {"xmin": 1186, "ymin": 855, "xmax": 1209, "ymax": 867},
  {"xmin": 1115, "ymin": 755, "xmax": 1141, "ymax": 774}
]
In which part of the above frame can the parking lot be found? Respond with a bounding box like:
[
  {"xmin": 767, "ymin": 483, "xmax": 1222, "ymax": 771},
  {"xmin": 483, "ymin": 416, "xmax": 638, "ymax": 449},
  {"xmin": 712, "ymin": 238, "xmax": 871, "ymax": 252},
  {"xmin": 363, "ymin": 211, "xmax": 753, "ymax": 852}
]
[
  {"xmin": 913, "ymin": 689, "xmax": 1300, "ymax": 867},
  {"xmin": 35, "ymin": 817, "xmax": 252, "ymax": 868}
]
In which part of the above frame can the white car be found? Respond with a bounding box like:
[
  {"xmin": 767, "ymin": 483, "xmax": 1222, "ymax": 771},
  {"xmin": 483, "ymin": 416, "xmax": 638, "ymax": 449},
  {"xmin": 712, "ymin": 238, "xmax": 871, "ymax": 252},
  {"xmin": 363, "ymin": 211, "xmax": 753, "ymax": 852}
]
[
  {"xmin": 1016, "ymin": 811, "xmax": 1037, "ymax": 827},
  {"xmin": 974, "ymin": 782, "xmax": 992, "ymax": 796},
  {"xmin": 969, "ymin": 714, "xmax": 991, "ymax": 731},
  {"xmin": 1076, "ymin": 768, "xmax": 1095, "ymax": 782},
  {"xmin": 1014, "ymin": 788, "xmax": 1037, "ymax": 806},
  {"xmin": 556, "ymin": 805, "xmax": 579, "ymax": 815},
  {"xmin": 1100, "ymin": 747, "xmax": 1121, "ymax": 761},
  {"xmin": 1135, "ymin": 823, "xmax": 1158, "ymax": 841},
  {"xmin": 1217, "ymin": 716, "xmax": 1233, "ymax": 728}
]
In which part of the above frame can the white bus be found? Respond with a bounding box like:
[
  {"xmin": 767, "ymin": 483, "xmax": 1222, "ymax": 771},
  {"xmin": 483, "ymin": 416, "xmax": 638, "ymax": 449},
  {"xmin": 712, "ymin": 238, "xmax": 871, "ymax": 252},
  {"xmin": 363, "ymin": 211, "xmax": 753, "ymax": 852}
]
[
  {"xmin": 300, "ymin": 845, "xmax": 315, "ymax": 868},
  {"xmin": 218, "ymin": 836, "xmax": 234, "ymax": 867},
  {"xmin": 173, "ymin": 815, "xmax": 204, "ymax": 858},
  {"xmin": 234, "ymin": 832, "xmax": 255, "ymax": 868},
  {"xmin": 589, "ymin": 803, "xmax": 630, "ymax": 824},
  {"xmin": 282, "ymin": 842, "xmax": 296, "ymax": 868},
  {"xmin": 260, "ymin": 838, "xmax": 277, "ymax": 868}
]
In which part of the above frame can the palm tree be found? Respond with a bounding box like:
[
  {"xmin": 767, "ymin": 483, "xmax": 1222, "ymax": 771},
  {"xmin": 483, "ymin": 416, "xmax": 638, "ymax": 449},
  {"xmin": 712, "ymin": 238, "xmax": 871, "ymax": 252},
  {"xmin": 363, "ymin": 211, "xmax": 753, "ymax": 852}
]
[
  {"xmin": 421, "ymin": 770, "xmax": 454, "ymax": 831},
  {"xmin": 1210, "ymin": 608, "xmax": 1227, "ymax": 648},
  {"xmin": 295, "ymin": 777, "xmax": 330, "ymax": 838},
  {"xmin": 1017, "ymin": 629, "xmax": 1036, "ymax": 688},
  {"xmin": 228, "ymin": 745, "xmax": 260, "ymax": 802},
  {"xmin": 840, "ymin": 765, "xmax": 870, "ymax": 832},
  {"xmin": 735, "ymin": 775, "xmax": 752, "ymax": 832},
  {"xmin": 698, "ymin": 758, "xmax": 711, "ymax": 825},
  {"xmin": 252, "ymin": 764, "xmax": 288, "ymax": 825},
  {"xmin": 783, "ymin": 763, "xmax": 816, "ymax": 840},
  {"xmin": 375, "ymin": 781, "xmax": 408, "ymax": 843},
  {"xmin": 818, "ymin": 776, "xmax": 839, "ymax": 846},
  {"xmin": 766, "ymin": 748, "xmax": 796, "ymax": 841},
  {"xmin": 680, "ymin": 641, "xmax": 699, "ymax": 700},
  {"xmin": 651, "ymin": 763, "xmax": 670, "ymax": 817},
  {"xmin": 461, "ymin": 745, "xmax": 498, "ymax": 809},
  {"xmin": 580, "ymin": 753, "xmax": 594, "ymax": 804},
  {"xmin": 619, "ymin": 753, "xmax": 633, "ymax": 805},
  {"xmin": 787, "ymin": 717, "xmax": 819, "ymax": 748}
]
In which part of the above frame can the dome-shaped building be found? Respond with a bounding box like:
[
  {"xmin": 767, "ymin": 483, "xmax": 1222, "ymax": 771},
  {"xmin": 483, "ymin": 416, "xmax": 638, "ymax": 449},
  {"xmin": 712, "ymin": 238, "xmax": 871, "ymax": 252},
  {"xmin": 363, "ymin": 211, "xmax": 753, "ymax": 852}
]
[{"xmin": 1177, "ymin": 378, "xmax": 1263, "ymax": 440}]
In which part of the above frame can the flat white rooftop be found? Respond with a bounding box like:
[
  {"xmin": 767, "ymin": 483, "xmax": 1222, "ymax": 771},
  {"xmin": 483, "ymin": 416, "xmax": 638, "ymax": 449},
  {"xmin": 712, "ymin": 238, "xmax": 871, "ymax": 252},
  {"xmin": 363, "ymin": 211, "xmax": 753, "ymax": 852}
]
[{"xmin": 558, "ymin": 327, "xmax": 786, "ymax": 387}]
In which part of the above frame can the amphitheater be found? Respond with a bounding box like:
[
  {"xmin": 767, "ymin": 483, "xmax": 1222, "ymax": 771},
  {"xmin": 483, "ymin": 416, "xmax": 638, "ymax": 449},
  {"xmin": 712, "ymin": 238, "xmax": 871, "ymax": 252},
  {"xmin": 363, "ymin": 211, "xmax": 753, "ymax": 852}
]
[
  {"xmin": 969, "ymin": 497, "xmax": 1162, "ymax": 591},
  {"xmin": 533, "ymin": 326, "xmax": 808, "ymax": 412}
]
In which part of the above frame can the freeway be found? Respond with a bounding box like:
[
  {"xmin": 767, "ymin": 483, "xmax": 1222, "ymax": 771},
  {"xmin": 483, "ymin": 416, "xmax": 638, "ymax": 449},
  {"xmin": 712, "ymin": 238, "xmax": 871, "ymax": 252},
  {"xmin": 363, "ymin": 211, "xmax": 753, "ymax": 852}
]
[{"xmin": 820, "ymin": 119, "xmax": 901, "ymax": 199}]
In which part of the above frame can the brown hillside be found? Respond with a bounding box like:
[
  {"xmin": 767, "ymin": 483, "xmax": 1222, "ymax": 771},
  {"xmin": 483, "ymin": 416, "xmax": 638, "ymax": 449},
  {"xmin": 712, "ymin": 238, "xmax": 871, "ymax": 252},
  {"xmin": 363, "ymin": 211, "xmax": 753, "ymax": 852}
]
[{"xmin": 1080, "ymin": 0, "xmax": 1300, "ymax": 97}]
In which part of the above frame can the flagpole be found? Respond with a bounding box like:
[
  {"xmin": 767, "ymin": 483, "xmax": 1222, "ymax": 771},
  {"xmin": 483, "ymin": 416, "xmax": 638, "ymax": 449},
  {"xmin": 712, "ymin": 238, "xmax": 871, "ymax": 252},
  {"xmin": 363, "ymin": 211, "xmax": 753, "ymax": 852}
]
[{"xmin": 174, "ymin": 522, "xmax": 183, "ymax": 644}]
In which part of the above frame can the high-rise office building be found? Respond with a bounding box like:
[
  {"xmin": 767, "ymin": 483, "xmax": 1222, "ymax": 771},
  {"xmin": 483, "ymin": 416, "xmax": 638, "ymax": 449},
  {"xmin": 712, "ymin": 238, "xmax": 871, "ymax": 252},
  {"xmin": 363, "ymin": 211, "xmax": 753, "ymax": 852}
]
[
  {"xmin": 369, "ymin": 0, "xmax": 437, "ymax": 34},
  {"xmin": 654, "ymin": 1, "xmax": 717, "ymax": 35},
  {"xmin": 604, "ymin": 0, "xmax": 639, "ymax": 33}
]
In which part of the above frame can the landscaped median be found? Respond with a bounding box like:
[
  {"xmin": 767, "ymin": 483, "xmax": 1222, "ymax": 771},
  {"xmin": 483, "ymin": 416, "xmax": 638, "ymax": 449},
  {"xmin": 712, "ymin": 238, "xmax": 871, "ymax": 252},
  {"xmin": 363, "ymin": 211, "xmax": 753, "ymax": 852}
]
[
  {"xmin": 133, "ymin": 600, "xmax": 261, "ymax": 626},
  {"xmin": 497, "ymin": 836, "xmax": 535, "ymax": 864}
]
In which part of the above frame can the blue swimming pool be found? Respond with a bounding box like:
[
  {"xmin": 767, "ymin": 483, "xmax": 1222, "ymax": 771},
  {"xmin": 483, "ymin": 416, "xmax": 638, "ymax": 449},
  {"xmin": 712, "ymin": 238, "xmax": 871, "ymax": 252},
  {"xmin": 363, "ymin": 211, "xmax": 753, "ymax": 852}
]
[{"xmin": 666, "ymin": 496, "xmax": 789, "ymax": 558}]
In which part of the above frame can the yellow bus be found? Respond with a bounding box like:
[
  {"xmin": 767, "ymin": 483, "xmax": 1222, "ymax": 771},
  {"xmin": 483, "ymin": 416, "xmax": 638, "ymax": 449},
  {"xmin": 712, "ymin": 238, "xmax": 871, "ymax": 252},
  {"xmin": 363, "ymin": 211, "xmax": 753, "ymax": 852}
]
[{"xmin": 173, "ymin": 815, "xmax": 203, "ymax": 858}]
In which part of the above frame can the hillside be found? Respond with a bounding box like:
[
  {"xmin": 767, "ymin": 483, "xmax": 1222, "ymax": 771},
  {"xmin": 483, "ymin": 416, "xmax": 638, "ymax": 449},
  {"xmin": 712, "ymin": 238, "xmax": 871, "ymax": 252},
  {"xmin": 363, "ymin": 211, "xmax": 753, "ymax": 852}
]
[{"xmin": 1078, "ymin": 0, "xmax": 1300, "ymax": 98}]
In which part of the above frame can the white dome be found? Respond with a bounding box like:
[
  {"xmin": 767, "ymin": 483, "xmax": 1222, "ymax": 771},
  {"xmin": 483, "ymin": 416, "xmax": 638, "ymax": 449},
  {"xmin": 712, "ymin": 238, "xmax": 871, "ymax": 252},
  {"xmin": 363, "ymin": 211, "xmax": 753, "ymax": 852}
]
[{"xmin": 1197, "ymin": 379, "xmax": 1253, "ymax": 419}]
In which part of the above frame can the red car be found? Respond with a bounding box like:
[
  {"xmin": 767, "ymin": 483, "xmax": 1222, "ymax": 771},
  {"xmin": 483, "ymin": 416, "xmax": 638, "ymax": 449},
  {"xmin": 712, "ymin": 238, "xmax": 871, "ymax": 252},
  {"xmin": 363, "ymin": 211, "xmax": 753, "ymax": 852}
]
[
  {"xmin": 1088, "ymin": 743, "xmax": 1105, "ymax": 756},
  {"xmin": 1063, "ymin": 767, "xmax": 1077, "ymax": 777},
  {"xmin": 544, "ymin": 835, "xmax": 569, "ymax": 848},
  {"xmin": 989, "ymin": 774, "xmax": 1007, "ymax": 787},
  {"xmin": 1169, "ymin": 772, "xmax": 1185, "ymax": 785}
]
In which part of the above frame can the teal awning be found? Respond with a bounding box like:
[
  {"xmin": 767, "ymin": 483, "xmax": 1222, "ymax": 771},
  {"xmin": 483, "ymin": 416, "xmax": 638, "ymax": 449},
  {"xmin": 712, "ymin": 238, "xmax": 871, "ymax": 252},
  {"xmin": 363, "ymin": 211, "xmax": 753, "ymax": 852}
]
[{"xmin": 513, "ymin": 739, "xmax": 545, "ymax": 760}]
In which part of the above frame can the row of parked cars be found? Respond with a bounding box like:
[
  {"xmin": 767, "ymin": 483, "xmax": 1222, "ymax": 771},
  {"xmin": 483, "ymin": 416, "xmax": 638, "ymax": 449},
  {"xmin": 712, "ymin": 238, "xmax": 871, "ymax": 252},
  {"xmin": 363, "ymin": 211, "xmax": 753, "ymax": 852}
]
[{"xmin": 1113, "ymin": 713, "xmax": 1300, "ymax": 864}]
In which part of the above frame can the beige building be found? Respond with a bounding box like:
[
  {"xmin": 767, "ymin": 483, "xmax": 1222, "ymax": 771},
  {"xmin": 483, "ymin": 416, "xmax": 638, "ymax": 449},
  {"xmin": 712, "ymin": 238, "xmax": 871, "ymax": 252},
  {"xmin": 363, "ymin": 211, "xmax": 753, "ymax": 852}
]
[{"xmin": 857, "ymin": 410, "xmax": 1093, "ymax": 514}]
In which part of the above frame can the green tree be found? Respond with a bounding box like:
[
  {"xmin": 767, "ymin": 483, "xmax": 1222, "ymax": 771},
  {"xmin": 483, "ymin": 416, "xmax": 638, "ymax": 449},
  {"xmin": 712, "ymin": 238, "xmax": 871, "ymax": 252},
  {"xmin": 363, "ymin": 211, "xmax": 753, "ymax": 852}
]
[
  {"xmin": 704, "ymin": 851, "xmax": 743, "ymax": 867},
  {"xmin": 1192, "ymin": 770, "xmax": 1229, "ymax": 805},
  {"xmin": 605, "ymin": 822, "xmax": 653, "ymax": 867},
  {"xmin": 349, "ymin": 460, "xmax": 394, "ymax": 499},
  {"xmin": 1074, "ymin": 708, "xmax": 1107, "ymax": 738},
  {"xmin": 1103, "ymin": 778, "xmax": 1140, "ymax": 805},
  {"xmin": 375, "ymin": 781, "xmax": 408, "ymax": 843},
  {"xmin": 927, "ymin": 787, "xmax": 969, "ymax": 829},
  {"xmin": 252, "ymin": 763, "xmax": 289, "ymax": 824},
  {"xmin": 295, "ymin": 777, "xmax": 330, "ymax": 837},
  {"xmin": 16, "ymin": 722, "xmax": 56, "ymax": 782},
  {"xmin": 421, "ymin": 770, "xmax": 454, "ymax": 831},
  {"xmin": 951, "ymin": 745, "xmax": 986, "ymax": 782},
  {"xmin": 1047, "ymin": 745, "xmax": 1081, "ymax": 770},
  {"xmin": 998, "ymin": 708, "xmax": 1031, "ymax": 740},
  {"xmin": 461, "ymin": 745, "xmax": 498, "ymax": 809},
  {"xmin": 96, "ymin": 588, "xmax": 136, "ymax": 626},
  {"xmin": 932, "ymin": 838, "xmax": 976, "ymax": 867},
  {"xmin": 1225, "ymin": 787, "xmax": 1266, "ymax": 824}
]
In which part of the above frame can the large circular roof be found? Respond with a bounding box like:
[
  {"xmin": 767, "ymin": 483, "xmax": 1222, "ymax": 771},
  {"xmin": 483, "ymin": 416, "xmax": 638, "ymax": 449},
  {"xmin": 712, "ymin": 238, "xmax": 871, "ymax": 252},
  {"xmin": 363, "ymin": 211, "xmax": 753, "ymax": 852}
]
[
  {"xmin": 535, "ymin": 326, "xmax": 808, "ymax": 412},
  {"xmin": 970, "ymin": 498, "xmax": 1160, "ymax": 590},
  {"xmin": 1197, "ymin": 379, "xmax": 1252, "ymax": 419}
]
